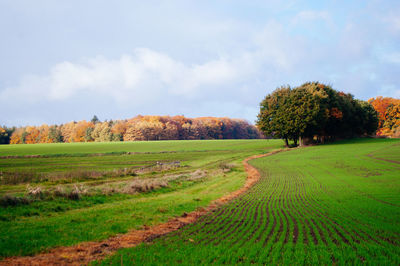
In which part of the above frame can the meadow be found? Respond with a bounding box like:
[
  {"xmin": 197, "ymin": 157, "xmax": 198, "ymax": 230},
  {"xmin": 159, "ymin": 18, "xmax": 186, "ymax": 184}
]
[
  {"xmin": 0, "ymin": 139, "xmax": 282, "ymax": 258},
  {"xmin": 95, "ymin": 138, "xmax": 400, "ymax": 265}
]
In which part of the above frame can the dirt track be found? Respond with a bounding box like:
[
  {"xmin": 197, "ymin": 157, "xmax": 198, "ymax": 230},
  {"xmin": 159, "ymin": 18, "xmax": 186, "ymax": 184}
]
[{"xmin": 0, "ymin": 149, "xmax": 284, "ymax": 266}]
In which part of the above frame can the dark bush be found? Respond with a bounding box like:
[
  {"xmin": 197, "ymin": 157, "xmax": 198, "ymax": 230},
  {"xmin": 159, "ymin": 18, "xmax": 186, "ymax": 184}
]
[{"xmin": 0, "ymin": 194, "xmax": 31, "ymax": 207}]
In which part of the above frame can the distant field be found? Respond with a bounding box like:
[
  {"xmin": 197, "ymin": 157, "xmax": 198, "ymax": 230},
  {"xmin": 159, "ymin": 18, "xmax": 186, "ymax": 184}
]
[
  {"xmin": 97, "ymin": 138, "xmax": 400, "ymax": 265},
  {"xmin": 0, "ymin": 140, "xmax": 278, "ymax": 188},
  {"xmin": 0, "ymin": 139, "xmax": 282, "ymax": 257},
  {"xmin": 0, "ymin": 139, "xmax": 271, "ymax": 156}
]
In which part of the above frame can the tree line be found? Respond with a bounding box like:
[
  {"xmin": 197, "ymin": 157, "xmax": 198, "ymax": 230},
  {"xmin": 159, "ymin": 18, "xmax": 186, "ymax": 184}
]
[
  {"xmin": 257, "ymin": 82, "xmax": 379, "ymax": 146},
  {"xmin": 2, "ymin": 115, "xmax": 263, "ymax": 144},
  {"xmin": 368, "ymin": 96, "xmax": 400, "ymax": 138}
]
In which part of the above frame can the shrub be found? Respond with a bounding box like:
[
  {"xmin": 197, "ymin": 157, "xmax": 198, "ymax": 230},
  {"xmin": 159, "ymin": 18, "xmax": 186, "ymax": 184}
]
[
  {"xmin": 52, "ymin": 184, "xmax": 88, "ymax": 200},
  {"xmin": 0, "ymin": 194, "xmax": 31, "ymax": 207},
  {"xmin": 66, "ymin": 185, "xmax": 88, "ymax": 200}
]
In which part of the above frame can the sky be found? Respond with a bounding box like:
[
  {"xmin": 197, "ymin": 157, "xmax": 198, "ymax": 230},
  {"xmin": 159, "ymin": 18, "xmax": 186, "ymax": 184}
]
[{"xmin": 1, "ymin": 0, "xmax": 399, "ymax": 126}]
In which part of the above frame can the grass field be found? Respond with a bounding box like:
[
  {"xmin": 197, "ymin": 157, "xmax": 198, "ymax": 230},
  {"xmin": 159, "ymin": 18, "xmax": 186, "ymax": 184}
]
[
  {"xmin": 0, "ymin": 140, "xmax": 276, "ymax": 156},
  {"xmin": 95, "ymin": 138, "xmax": 400, "ymax": 265},
  {"xmin": 0, "ymin": 139, "xmax": 282, "ymax": 258}
]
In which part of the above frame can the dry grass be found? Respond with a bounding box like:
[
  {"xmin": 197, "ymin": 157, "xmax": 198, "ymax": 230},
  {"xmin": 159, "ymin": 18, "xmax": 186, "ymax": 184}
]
[
  {"xmin": 185, "ymin": 169, "xmax": 207, "ymax": 181},
  {"xmin": 26, "ymin": 185, "xmax": 43, "ymax": 197},
  {"xmin": 0, "ymin": 162, "xmax": 183, "ymax": 186},
  {"xmin": 218, "ymin": 162, "xmax": 237, "ymax": 173},
  {"xmin": 0, "ymin": 167, "xmax": 206, "ymax": 207},
  {"xmin": 0, "ymin": 168, "xmax": 138, "ymax": 185},
  {"xmin": 123, "ymin": 179, "xmax": 169, "ymax": 194},
  {"xmin": 101, "ymin": 169, "xmax": 207, "ymax": 195},
  {"xmin": 135, "ymin": 162, "xmax": 181, "ymax": 175}
]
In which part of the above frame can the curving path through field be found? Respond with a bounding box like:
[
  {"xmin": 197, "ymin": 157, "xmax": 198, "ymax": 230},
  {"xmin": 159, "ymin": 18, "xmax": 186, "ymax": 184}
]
[
  {"xmin": 98, "ymin": 140, "xmax": 400, "ymax": 265},
  {"xmin": 0, "ymin": 149, "xmax": 286, "ymax": 265}
]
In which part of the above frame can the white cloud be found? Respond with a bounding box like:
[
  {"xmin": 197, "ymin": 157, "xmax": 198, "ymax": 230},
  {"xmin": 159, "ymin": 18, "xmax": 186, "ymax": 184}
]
[
  {"xmin": 291, "ymin": 10, "xmax": 331, "ymax": 24},
  {"xmin": 290, "ymin": 10, "xmax": 336, "ymax": 32},
  {"xmin": 2, "ymin": 2, "xmax": 400, "ymax": 126},
  {"xmin": 252, "ymin": 21, "xmax": 307, "ymax": 70},
  {"xmin": 0, "ymin": 48, "xmax": 248, "ymax": 105},
  {"xmin": 380, "ymin": 52, "xmax": 400, "ymax": 64},
  {"xmin": 382, "ymin": 11, "xmax": 400, "ymax": 33},
  {"xmin": 335, "ymin": 22, "xmax": 373, "ymax": 62}
]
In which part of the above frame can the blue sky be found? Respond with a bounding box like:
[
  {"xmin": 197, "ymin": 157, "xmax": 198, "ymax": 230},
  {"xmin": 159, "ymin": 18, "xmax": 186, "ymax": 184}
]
[{"xmin": 1, "ymin": 0, "xmax": 399, "ymax": 126}]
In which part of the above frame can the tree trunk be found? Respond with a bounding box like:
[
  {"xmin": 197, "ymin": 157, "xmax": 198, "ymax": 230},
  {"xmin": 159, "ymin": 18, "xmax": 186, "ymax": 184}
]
[
  {"xmin": 293, "ymin": 138, "xmax": 298, "ymax": 147},
  {"xmin": 284, "ymin": 138, "xmax": 289, "ymax": 147}
]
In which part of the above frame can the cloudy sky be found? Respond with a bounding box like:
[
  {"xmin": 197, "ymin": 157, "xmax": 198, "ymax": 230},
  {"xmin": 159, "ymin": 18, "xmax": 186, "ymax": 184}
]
[{"xmin": 1, "ymin": 0, "xmax": 399, "ymax": 126}]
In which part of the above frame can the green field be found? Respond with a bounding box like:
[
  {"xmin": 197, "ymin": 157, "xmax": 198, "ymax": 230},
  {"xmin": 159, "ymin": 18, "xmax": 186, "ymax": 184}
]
[
  {"xmin": 95, "ymin": 138, "xmax": 400, "ymax": 265},
  {"xmin": 1, "ymin": 138, "xmax": 399, "ymax": 264},
  {"xmin": 0, "ymin": 140, "xmax": 276, "ymax": 156},
  {"xmin": 0, "ymin": 139, "xmax": 282, "ymax": 257}
]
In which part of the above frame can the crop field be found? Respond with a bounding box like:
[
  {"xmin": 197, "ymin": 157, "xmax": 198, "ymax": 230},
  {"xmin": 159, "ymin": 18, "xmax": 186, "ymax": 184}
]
[
  {"xmin": 0, "ymin": 139, "xmax": 282, "ymax": 258},
  {"xmin": 96, "ymin": 138, "xmax": 400, "ymax": 265}
]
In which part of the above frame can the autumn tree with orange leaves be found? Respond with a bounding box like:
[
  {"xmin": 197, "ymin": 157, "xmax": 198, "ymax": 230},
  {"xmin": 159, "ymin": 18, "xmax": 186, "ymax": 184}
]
[
  {"xmin": 368, "ymin": 97, "xmax": 400, "ymax": 137},
  {"xmin": 8, "ymin": 116, "xmax": 262, "ymax": 144}
]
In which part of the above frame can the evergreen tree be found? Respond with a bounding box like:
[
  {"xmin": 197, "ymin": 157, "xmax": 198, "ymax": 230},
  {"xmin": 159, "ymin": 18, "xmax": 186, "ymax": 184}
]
[{"xmin": 91, "ymin": 115, "xmax": 100, "ymax": 124}]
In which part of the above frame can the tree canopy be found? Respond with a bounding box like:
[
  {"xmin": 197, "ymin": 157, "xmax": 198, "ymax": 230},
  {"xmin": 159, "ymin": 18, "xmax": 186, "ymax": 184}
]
[
  {"xmin": 368, "ymin": 97, "xmax": 400, "ymax": 138},
  {"xmin": 7, "ymin": 116, "xmax": 263, "ymax": 144},
  {"xmin": 257, "ymin": 82, "xmax": 379, "ymax": 146}
]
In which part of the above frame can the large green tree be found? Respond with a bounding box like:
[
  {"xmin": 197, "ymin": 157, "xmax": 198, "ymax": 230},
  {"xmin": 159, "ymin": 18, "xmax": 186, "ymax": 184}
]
[
  {"xmin": 0, "ymin": 126, "xmax": 15, "ymax": 144},
  {"xmin": 257, "ymin": 86, "xmax": 321, "ymax": 146},
  {"xmin": 48, "ymin": 126, "xmax": 63, "ymax": 143},
  {"xmin": 257, "ymin": 86, "xmax": 292, "ymax": 146},
  {"xmin": 257, "ymin": 82, "xmax": 378, "ymax": 146}
]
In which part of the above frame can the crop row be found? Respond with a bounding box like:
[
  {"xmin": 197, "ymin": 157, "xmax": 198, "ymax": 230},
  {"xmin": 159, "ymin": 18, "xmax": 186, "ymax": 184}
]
[
  {"xmin": 97, "ymin": 144, "xmax": 400, "ymax": 265},
  {"xmin": 96, "ymin": 140, "xmax": 400, "ymax": 265}
]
